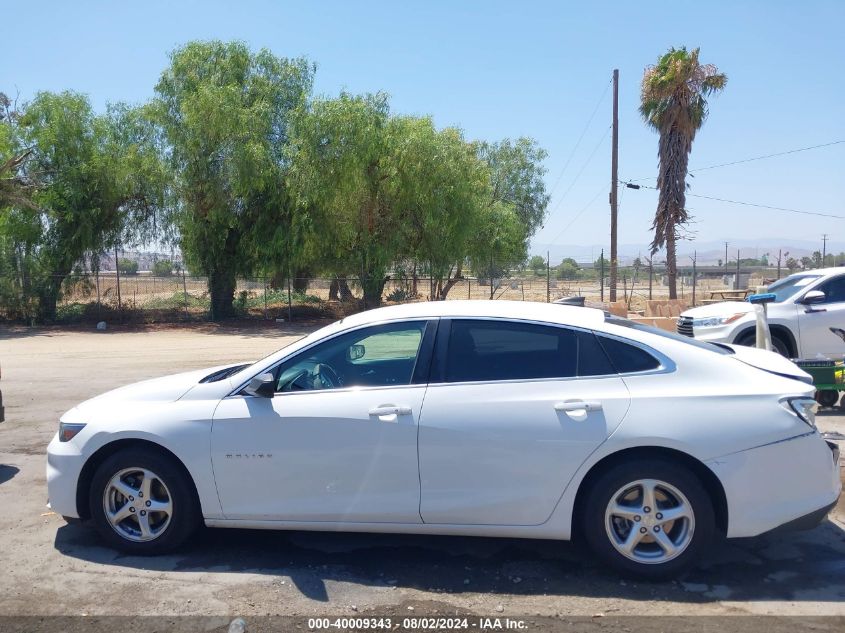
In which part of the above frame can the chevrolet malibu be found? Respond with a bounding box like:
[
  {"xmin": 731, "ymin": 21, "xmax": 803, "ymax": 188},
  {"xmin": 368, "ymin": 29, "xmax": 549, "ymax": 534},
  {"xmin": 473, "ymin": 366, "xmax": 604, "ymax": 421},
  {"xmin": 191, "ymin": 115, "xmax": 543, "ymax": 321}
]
[{"xmin": 47, "ymin": 301, "xmax": 841, "ymax": 577}]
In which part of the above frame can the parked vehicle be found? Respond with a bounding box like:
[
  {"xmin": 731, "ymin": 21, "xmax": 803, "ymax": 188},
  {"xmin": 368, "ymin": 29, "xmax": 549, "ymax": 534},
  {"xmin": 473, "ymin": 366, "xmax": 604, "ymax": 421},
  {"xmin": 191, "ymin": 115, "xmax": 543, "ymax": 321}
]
[
  {"xmin": 47, "ymin": 301, "xmax": 840, "ymax": 578},
  {"xmin": 678, "ymin": 267, "xmax": 845, "ymax": 359}
]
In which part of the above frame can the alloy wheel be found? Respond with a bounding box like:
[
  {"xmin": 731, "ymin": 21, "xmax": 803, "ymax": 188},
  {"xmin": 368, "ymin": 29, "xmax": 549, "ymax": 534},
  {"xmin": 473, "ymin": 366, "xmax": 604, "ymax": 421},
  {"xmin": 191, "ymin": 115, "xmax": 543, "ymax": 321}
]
[
  {"xmin": 604, "ymin": 478, "xmax": 695, "ymax": 565},
  {"xmin": 102, "ymin": 467, "xmax": 173, "ymax": 542}
]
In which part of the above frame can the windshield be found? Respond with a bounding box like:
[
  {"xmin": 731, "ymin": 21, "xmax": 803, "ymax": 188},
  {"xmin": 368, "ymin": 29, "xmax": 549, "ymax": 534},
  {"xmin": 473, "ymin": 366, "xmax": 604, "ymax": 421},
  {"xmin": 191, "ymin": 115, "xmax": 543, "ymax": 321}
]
[{"xmin": 766, "ymin": 274, "xmax": 822, "ymax": 302}]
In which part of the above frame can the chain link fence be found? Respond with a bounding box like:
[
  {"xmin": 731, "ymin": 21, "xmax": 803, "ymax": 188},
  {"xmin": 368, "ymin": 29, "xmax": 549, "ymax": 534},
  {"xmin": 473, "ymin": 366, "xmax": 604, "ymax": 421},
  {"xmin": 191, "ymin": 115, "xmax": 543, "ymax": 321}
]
[{"xmin": 0, "ymin": 264, "xmax": 763, "ymax": 325}]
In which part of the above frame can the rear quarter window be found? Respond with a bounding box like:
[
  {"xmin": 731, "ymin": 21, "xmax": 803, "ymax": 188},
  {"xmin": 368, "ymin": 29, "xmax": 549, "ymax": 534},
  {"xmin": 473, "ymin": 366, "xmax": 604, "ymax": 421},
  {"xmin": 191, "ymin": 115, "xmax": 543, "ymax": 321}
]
[{"xmin": 596, "ymin": 336, "xmax": 661, "ymax": 373}]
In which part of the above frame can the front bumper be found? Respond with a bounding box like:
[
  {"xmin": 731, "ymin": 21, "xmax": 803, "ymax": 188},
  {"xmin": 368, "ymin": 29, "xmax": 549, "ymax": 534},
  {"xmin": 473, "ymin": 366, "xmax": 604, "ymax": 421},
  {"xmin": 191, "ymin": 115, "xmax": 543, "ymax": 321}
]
[
  {"xmin": 46, "ymin": 432, "xmax": 86, "ymax": 519},
  {"xmin": 706, "ymin": 432, "xmax": 841, "ymax": 538}
]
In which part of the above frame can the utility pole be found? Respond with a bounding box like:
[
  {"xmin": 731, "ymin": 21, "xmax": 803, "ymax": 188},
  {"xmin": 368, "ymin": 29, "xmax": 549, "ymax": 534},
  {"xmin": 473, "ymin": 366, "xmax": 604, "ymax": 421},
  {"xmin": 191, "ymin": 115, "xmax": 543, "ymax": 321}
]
[
  {"xmin": 546, "ymin": 250, "xmax": 550, "ymax": 303},
  {"xmin": 736, "ymin": 249, "xmax": 741, "ymax": 290},
  {"xmin": 724, "ymin": 241, "xmax": 729, "ymax": 279},
  {"xmin": 822, "ymin": 234, "xmax": 828, "ymax": 266},
  {"xmin": 609, "ymin": 68, "xmax": 619, "ymax": 302}
]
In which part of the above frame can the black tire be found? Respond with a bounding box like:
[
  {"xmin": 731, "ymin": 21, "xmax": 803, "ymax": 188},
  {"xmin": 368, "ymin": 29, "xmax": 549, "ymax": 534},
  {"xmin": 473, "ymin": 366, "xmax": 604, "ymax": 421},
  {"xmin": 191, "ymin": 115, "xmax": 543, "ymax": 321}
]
[
  {"xmin": 89, "ymin": 447, "xmax": 200, "ymax": 555},
  {"xmin": 735, "ymin": 331, "xmax": 789, "ymax": 357},
  {"xmin": 816, "ymin": 390, "xmax": 840, "ymax": 408},
  {"xmin": 582, "ymin": 459, "xmax": 715, "ymax": 579}
]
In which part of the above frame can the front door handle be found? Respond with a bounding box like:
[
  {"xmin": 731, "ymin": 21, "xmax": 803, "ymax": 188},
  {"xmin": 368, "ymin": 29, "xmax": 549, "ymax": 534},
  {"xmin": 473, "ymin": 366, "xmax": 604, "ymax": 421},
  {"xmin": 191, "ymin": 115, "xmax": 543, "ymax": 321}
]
[
  {"xmin": 554, "ymin": 400, "xmax": 602, "ymax": 413},
  {"xmin": 369, "ymin": 405, "xmax": 412, "ymax": 417}
]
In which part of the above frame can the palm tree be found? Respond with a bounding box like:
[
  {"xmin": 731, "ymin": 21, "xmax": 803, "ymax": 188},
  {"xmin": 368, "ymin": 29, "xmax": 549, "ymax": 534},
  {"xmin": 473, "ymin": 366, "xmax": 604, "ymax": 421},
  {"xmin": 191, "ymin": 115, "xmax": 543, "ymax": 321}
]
[{"xmin": 640, "ymin": 47, "xmax": 726, "ymax": 299}]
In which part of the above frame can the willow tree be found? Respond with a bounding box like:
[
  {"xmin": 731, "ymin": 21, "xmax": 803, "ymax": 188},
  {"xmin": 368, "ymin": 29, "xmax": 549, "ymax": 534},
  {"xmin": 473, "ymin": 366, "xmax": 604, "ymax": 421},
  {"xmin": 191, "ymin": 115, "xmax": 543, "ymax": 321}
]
[
  {"xmin": 640, "ymin": 47, "xmax": 726, "ymax": 298},
  {"xmin": 154, "ymin": 41, "xmax": 313, "ymax": 319},
  {"xmin": 391, "ymin": 118, "xmax": 489, "ymax": 300},
  {"xmin": 289, "ymin": 92, "xmax": 402, "ymax": 308},
  {"xmin": 7, "ymin": 93, "xmax": 165, "ymax": 321}
]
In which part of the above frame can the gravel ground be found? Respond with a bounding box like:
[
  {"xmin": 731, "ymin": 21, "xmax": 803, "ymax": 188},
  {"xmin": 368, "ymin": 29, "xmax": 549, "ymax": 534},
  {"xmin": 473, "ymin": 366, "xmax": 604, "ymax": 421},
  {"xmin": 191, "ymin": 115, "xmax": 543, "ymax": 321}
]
[{"xmin": 1, "ymin": 323, "xmax": 844, "ymax": 622}]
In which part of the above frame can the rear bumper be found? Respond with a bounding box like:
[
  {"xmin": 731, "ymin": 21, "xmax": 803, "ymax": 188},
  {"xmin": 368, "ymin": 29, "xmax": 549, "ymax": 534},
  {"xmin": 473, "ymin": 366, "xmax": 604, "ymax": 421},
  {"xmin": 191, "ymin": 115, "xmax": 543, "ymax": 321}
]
[
  {"xmin": 759, "ymin": 498, "xmax": 837, "ymax": 535},
  {"xmin": 707, "ymin": 432, "xmax": 841, "ymax": 538}
]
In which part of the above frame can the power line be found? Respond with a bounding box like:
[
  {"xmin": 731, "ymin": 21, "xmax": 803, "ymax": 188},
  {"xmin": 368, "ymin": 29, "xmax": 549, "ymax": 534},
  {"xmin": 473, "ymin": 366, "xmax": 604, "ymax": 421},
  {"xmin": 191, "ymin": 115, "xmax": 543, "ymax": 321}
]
[
  {"xmin": 690, "ymin": 140, "xmax": 844, "ymax": 173},
  {"xmin": 548, "ymin": 124, "xmax": 611, "ymax": 216},
  {"xmin": 547, "ymin": 76, "xmax": 613, "ymax": 196},
  {"xmin": 623, "ymin": 181, "xmax": 845, "ymax": 220},
  {"xmin": 548, "ymin": 184, "xmax": 607, "ymax": 245},
  {"xmin": 626, "ymin": 139, "xmax": 845, "ymax": 183}
]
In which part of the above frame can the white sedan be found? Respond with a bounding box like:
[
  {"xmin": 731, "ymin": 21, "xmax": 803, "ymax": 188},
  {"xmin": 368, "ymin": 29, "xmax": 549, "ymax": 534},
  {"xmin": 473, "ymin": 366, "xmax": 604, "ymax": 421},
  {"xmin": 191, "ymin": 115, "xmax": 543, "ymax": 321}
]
[{"xmin": 47, "ymin": 301, "xmax": 841, "ymax": 578}]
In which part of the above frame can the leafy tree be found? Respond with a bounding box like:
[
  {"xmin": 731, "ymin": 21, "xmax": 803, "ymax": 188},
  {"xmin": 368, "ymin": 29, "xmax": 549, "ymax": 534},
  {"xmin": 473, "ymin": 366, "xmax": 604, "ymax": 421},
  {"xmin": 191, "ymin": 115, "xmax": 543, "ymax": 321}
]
[
  {"xmin": 289, "ymin": 93, "xmax": 405, "ymax": 308},
  {"xmin": 785, "ymin": 257, "xmax": 799, "ymax": 273},
  {"xmin": 800, "ymin": 256, "xmax": 813, "ymax": 270},
  {"xmin": 476, "ymin": 138, "xmax": 549, "ymax": 238},
  {"xmin": 152, "ymin": 259, "xmax": 173, "ymax": 276},
  {"xmin": 640, "ymin": 47, "xmax": 727, "ymax": 299},
  {"xmin": 391, "ymin": 117, "xmax": 489, "ymax": 300},
  {"xmin": 6, "ymin": 92, "xmax": 164, "ymax": 320},
  {"xmin": 0, "ymin": 93, "xmax": 37, "ymax": 212},
  {"xmin": 153, "ymin": 40, "xmax": 313, "ymax": 319},
  {"xmin": 557, "ymin": 257, "xmax": 580, "ymax": 280},
  {"xmin": 468, "ymin": 203, "xmax": 527, "ymax": 298},
  {"xmin": 117, "ymin": 258, "xmax": 138, "ymax": 275},
  {"xmin": 529, "ymin": 255, "xmax": 547, "ymax": 275}
]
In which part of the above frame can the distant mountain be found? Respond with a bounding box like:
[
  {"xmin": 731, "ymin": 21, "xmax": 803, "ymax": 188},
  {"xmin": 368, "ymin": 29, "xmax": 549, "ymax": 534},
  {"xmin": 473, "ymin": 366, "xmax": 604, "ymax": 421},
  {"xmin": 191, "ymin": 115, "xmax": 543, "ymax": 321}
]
[{"xmin": 532, "ymin": 238, "xmax": 845, "ymax": 266}]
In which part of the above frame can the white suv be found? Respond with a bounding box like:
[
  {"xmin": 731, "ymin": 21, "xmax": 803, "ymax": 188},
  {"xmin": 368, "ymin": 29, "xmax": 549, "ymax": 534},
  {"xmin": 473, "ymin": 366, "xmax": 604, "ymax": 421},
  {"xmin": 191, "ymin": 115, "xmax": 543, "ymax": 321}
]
[{"xmin": 678, "ymin": 267, "xmax": 845, "ymax": 359}]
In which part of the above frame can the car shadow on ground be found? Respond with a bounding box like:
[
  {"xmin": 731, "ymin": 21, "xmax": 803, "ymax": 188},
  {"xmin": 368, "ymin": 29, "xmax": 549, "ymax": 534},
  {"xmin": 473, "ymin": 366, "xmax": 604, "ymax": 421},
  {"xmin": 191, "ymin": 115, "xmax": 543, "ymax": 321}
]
[
  {"xmin": 54, "ymin": 518, "xmax": 845, "ymax": 605},
  {"xmin": 0, "ymin": 464, "xmax": 19, "ymax": 485}
]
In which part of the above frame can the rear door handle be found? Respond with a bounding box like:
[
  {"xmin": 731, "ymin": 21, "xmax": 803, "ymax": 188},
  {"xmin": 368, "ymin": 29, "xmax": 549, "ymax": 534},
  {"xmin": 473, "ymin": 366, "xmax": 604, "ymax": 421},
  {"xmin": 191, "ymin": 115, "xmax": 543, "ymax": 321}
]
[
  {"xmin": 554, "ymin": 400, "xmax": 602, "ymax": 412},
  {"xmin": 369, "ymin": 405, "xmax": 412, "ymax": 417}
]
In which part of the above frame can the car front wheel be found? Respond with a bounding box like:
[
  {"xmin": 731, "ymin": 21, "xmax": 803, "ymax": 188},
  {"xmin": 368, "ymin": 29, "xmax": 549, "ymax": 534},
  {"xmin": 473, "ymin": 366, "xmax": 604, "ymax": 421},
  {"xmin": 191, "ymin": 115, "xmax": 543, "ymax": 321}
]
[
  {"xmin": 582, "ymin": 459, "xmax": 715, "ymax": 578},
  {"xmin": 89, "ymin": 448, "xmax": 199, "ymax": 554}
]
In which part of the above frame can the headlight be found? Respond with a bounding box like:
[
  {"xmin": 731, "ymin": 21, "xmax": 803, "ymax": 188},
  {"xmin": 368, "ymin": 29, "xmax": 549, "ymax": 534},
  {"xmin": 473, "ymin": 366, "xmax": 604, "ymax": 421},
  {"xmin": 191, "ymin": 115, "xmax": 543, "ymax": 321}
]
[
  {"xmin": 781, "ymin": 397, "xmax": 818, "ymax": 428},
  {"xmin": 691, "ymin": 313, "xmax": 745, "ymax": 327},
  {"xmin": 59, "ymin": 421, "xmax": 86, "ymax": 442}
]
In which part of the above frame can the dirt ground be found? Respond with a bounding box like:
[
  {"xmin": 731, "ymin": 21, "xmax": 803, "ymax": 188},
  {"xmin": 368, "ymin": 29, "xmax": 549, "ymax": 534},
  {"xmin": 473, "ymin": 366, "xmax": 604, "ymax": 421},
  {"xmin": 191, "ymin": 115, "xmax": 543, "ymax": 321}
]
[{"xmin": 1, "ymin": 322, "xmax": 844, "ymax": 623}]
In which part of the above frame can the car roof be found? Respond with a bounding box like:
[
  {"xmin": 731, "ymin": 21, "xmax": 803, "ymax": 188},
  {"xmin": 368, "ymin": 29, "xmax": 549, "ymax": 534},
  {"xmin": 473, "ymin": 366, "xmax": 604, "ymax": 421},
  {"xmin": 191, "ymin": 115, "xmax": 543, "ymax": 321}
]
[
  {"xmin": 783, "ymin": 267, "xmax": 845, "ymax": 278},
  {"xmin": 337, "ymin": 300, "xmax": 606, "ymax": 329}
]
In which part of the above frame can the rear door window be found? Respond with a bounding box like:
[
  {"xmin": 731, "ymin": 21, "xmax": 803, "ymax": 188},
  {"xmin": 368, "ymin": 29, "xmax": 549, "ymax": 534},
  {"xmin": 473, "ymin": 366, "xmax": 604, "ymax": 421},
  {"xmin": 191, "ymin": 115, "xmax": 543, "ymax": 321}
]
[{"xmin": 444, "ymin": 320, "xmax": 617, "ymax": 382}]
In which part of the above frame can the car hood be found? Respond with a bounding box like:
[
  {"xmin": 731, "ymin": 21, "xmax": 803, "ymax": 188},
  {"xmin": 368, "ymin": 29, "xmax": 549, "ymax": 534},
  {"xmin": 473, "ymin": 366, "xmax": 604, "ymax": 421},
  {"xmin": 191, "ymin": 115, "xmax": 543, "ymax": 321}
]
[
  {"xmin": 724, "ymin": 344, "xmax": 812, "ymax": 384},
  {"xmin": 73, "ymin": 363, "xmax": 247, "ymax": 412},
  {"xmin": 681, "ymin": 301, "xmax": 755, "ymax": 318}
]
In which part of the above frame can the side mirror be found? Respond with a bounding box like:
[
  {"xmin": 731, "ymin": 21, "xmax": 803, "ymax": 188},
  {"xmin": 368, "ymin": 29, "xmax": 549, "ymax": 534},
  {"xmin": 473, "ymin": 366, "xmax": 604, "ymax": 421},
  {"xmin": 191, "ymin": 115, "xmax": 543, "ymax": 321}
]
[
  {"xmin": 244, "ymin": 372, "xmax": 275, "ymax": 398},
  {"xmin": 347, "ymin": 344, "xmax": 365, "ymax": 361},
  {"xmin": 800, "ymin": 290, "xmax": 826, "ymax": 305}
]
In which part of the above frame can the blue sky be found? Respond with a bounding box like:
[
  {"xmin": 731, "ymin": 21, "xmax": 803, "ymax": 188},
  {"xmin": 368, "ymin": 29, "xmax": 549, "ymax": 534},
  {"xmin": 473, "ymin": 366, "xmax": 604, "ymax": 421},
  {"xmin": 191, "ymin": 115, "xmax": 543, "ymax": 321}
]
[{"xmin": 3, "ymin": 0, "xmax": 843, "ymax": 259}]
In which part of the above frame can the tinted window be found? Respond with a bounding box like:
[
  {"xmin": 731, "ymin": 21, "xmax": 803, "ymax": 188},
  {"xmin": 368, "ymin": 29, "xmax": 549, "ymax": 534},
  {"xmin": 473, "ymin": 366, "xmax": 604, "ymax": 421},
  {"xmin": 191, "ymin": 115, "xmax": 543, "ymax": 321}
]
[
  {"xmin": 577, "ymin": 331, "xmax": 617, "ymax": 376},
  {"xmin": 597, "ymin": 335, "xmax": 661, "ymax": 373},
  {"xmin": 444, "ymin": 320, "xmax": 617, "ymax": 382},
  {"xmin": 446, "ymin": 320, "xmax": 575, "ymax": 382},
  {"xmin": 815, "ymin": 275, "xmax": 845, "ymax": 304},
  {"xmin": 273, "ymin": 321, "xmax": 427, "ymax": 392}
]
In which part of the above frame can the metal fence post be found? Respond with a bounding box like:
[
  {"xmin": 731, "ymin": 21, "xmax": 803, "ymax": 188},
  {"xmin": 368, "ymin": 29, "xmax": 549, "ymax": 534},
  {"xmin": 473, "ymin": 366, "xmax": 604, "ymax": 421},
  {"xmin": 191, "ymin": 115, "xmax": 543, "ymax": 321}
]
[
  {"xmin": 182, "ymin": 268, "xmax": 189, "ymax": 321},
  {"xmin": 263, "ymin": 277, "xmax": 268, "ymax": 320},
  {"xmin": 114, "ymin": 245, "xmax": 122, "ymax": 313},
  {"xmin": 95, "ymin": 269, "xmax": 101, "ymax": 320},
  {"xmin": 287, "ymin": 264, "xmax": 293, "ymax": 323}
]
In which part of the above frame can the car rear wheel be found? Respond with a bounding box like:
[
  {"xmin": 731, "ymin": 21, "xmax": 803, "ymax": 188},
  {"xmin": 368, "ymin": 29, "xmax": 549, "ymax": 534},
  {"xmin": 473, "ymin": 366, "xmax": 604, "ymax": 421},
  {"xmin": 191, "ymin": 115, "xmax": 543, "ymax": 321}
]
[
  {"xmin": 89, "ymin": 448, "xmax": 199, "ymax": 554},
  {"xmin": 583, "ymin": 459, "xmax": 715, "ymax": 579}
]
